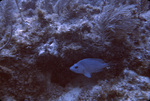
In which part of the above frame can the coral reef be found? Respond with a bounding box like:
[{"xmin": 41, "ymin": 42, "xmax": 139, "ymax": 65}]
[{"xmin": 0, "ymin": 0, "xmax": 150, "ymax": 100}]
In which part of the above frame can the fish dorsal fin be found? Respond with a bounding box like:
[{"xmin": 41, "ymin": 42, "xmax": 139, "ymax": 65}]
[{"xmin": 84, "ymin": 72, "xmax": 91, "ymax": 78}]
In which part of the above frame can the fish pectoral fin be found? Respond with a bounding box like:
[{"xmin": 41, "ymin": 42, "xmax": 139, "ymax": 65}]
[{"xmin": 84, "ymin": 72, "xmax": 91, "ymax": 78}]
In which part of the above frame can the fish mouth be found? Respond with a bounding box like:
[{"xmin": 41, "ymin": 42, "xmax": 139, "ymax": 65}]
[
  {"xmin": 70, "ymin": 66, "xmax": 76, "ymax": 72},
  {"xmin": 70, "ymin": 67, "xmax": 73, "ymax": 71}
]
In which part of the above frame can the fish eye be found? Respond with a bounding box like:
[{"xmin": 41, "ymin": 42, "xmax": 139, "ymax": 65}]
[{"xmin": 75, "ymin": 66, "xmax": 78, "ymax": 69}]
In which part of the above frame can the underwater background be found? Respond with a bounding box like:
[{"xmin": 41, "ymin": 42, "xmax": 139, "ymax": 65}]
[{"xmin": 0, "ymin": 0, "xmax": 150, "ymax": 100}]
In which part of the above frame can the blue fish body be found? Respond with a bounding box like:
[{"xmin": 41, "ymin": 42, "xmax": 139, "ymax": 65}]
[{"xmin": 70, "ymin": 58, "xmax": 109, "ymax": 78}]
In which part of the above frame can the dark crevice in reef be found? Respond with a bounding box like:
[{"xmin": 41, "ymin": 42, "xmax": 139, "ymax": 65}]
[{"xmin": 36, "ymin": 55, "xmax": 75, "ymax": 87}]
